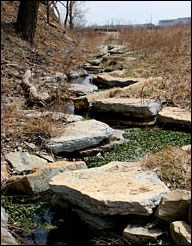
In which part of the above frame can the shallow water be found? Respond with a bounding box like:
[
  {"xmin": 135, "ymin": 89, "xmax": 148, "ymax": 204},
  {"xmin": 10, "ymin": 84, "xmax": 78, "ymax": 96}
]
[
  {"xmin": 19, "ymin": 204, "xmax": 172, "ymax": 246},
  {"xmin": 20, "ymin": 206, "xmax": 103, "ymax": 245},
  {"xmin": 69, "ymin": 75, "xmax": 94, "ymax": 85}
]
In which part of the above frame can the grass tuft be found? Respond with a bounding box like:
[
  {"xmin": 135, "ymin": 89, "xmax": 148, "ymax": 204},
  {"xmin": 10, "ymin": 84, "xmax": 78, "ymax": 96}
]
[{"xmin": 142, "ymin": 146, "xmax": 191, "ymax": 190}]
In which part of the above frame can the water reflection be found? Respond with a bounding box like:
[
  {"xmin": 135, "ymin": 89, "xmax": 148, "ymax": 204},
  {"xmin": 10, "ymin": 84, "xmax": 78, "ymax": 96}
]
[
  {"xmin": 69, "ymin": 75, "xmax": 93, "ymax": 85},
  {"xmin": 23, "ymin": 207, "xmax": 92, "ymax": 245}
]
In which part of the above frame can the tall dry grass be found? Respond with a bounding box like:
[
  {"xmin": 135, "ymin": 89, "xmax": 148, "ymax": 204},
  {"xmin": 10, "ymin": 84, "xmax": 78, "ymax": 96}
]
[
  {"xmin": 74, "ymin": 24, "xmax": 190, "ymax": 108},
  {"xmin": 1, "ymin": 104, "xmax": 63, "ymax": 150},
  {"xmin": 142, "ymin": 146, "xmax": 191, "ymax": 190},
  {"xmin": 118, "ymin": 25, "xmax": 191, "ymax": 108}
]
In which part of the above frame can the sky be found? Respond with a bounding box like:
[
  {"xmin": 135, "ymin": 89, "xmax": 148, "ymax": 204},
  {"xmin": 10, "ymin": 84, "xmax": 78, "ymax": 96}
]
[{"xmin": 84, "ymin": 1, "xmax": 191, "ymax": 26}]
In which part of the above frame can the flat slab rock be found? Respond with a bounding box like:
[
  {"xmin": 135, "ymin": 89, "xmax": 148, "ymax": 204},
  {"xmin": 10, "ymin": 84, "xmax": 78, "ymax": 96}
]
[
  {"xmin": 5, "ymin": 151, "xmax": 48, "ymax": 174},
  {"xmin": 24, "ymin": 110, "xmax": 83, "ymax": 123},
  {"xmin": 49, "ymin": 161, "xmax": 169, "ymax": 216},
  {"xmin": 155, "ymin": 189, "xmax": 191, "ymax": 222},
  {"xmin": 92, "ymin": 73, "xmax": 140, "ymax": 88},
  {"xmin": 91, "ymin": 97, "xmax": 161, "ymax": 118},
  {"xmin": 46, "ymin": 119, "xmax": 114, "ymax": 154},
  {"xmin": 123, "ymin": 225, "xmax": 165, "ymax": 244},
  {"xmin": 68, "ymin": 83, "xmax": 98, "ymax": 96},
  {"xmin": 157, "ymin": 106, "xmax": 191, "ymax": 129},
  {"xmin": 6, "ymin": 160, "xmax": 87, "ymax": 194}
]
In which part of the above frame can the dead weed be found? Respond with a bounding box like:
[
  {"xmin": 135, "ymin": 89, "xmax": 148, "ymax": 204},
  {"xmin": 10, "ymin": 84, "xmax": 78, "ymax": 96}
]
[{"xmin": 142, "ymin": 146, "xmax": 191, "ymax": 190}]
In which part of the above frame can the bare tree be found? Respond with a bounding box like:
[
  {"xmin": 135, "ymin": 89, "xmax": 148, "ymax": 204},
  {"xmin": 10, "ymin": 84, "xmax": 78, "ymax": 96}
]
[
  {"xmin": 58, "ymin": 1, "xmax": 87, "ymax": 29},
  {"xmin": 48, "ymin": 1, "xmax": 61, "ymax": 23},
  {"xmin": 64, "ymin": 0, "xmax": 69, "ymax": 26},
  {"xmin": 16, "ymin": 1, "xmax": 40, "ymax": 44},
  {"xmin": 69, "ymin": 0, "xmax": 74, "ymax": 29},
  {"xmin": 46, "ymin": 1, "xmax": 50, "ymax": 23},
  {"xmin": 71, "ymin": 1, "xmax": 87, "ymax": 28}
]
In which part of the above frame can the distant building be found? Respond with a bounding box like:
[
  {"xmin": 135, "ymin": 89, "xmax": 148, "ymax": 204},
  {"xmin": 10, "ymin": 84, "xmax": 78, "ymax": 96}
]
[
  {"xmin": 85, "ymin": 17, "xmax": 191, "ymax": 31},
  {"xmin": 131, "ymin": 23, "xmax": 156, "ymax": 29},
  {"xmin": 159, "ymin": 17, "xmax": 191, "ymax": 27},
  {"xmin": 86, "ymin": 23, "xmax": 156, "ymax": 31}
]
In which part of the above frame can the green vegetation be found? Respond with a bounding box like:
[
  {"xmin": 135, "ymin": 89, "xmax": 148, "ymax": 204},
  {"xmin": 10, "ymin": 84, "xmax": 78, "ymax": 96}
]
[
  {"xmin": 2, "ymin": 196, "xmax": 53, "ymax": 233},
  {"xmin": 86, "ymin": 128, "xmax": 191, "ymax": 168},
  {"xmin": 2, "ymin": 129, "xmax": 190, "ymax": 233}
]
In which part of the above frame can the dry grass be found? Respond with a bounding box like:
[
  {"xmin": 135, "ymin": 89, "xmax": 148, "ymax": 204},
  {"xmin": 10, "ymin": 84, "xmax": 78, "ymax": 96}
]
[
  {"xmin": 76, "ymin": 24, "xmax": 191, "ymax": 109},
  {"xmin": 142, "ymin": 146, "xmax": 191, "ymax": 190},
  {"xmin": 117, "ymin": 25, "xmax": 191, "ymax": 109},
  {"xmin": 1, "ymin": 2, "xmax": 191, "ymax": 109},
  {"xmin": 1, "ymin": 2, "xmax": 191, "ymax": 184},
  {"xmin": 72, "ymin": 29, "xmax": 107, "ymax": 59},
  {"xmin": 1, "ymin": 3, "xmax": 191, "ymax": 244},
  {"xmin": 1, "ymin": 104, "xmax": 63, "ymax": 152}
]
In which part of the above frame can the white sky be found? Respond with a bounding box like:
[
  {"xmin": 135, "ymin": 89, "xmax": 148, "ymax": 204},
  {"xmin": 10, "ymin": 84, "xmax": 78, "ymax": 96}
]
[{"xmin": 84, "ymin": 1, "xmax": 191, "ymax": 26}]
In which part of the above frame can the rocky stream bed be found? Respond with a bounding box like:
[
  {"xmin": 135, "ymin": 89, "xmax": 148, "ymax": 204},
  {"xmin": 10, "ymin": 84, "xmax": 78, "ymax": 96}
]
[{"xmin": 1, "ymin": 44, "xmax": 191, "ymax": 245}]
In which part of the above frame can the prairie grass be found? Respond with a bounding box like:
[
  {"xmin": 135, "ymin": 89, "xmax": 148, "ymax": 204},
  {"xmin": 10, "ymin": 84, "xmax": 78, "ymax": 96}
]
[
  {"xmin": 1, "ymin": 104, "xmax": 63, "ymax": 150},
  {"xmin": 77, "ymin": 24, "xmax": 191, "ymax": 108},
  {"xmin": 142, "ymin": 146, "xmax": 191, "ymax": 190},
  {"xmin": 118, "ymin": 25, "xmax": 191, "ymax": 108}
]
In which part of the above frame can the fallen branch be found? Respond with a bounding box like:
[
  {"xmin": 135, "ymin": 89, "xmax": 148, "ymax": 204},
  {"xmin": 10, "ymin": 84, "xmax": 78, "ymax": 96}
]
[{"xmin": 21, "ymin": 69, "xmax": 46, "ymax": 106}]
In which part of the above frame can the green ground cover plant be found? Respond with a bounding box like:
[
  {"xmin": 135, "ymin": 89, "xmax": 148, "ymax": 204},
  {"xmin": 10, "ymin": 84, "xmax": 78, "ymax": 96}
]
[{"xmin": 86, "ymin": 128, "xmax": 190, "ymax": 168}]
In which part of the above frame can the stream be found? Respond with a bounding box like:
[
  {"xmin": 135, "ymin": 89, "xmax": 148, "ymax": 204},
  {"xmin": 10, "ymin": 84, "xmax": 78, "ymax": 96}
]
[
  {"xmin": 4, "ymin": 124, "xmax": 190, "ymax": 245},
  {"xmin": 7, "ymin": 192, "xmax": 171, "ymax": 245},
  {"xmin": 20, "ymin": 206, "xmax": 104, "ymax": 245},
  {"xmin": 3, "ymin": 74, "xmax": 191, "ymax": 245}
]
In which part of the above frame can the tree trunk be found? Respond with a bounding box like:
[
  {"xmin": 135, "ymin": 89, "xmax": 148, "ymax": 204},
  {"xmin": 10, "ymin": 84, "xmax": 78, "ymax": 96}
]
[
  {"xmin": 64, "ymin": 0, "xmax": 69, "ymax": 26},
  {"xmin": 16, "ymin": 1, "xmax": 40, "ymax": 44},
  {"xmin": 69, "ymin": 1, "xmax": 73, "ymax": 29},
  {"xmin": 47, "ymin": 1, "xmax": 50, "ymax": 24}
]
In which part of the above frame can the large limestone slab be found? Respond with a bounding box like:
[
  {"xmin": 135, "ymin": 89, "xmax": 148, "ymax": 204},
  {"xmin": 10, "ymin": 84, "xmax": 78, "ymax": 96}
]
[
  {"xmin": 46, "ymin": 119, "xmax": 114, "ymax": 154},
  {"xmin": 51, "ymin": 195, "xmax": 127, "ymax": 229},
  {"xmin": 49, "ymin": 161, "xmax": 169, "ymax": 216},
  {"xmin": 157, "ymin": 107, "xmax": 191, "ymax": 131},
  {"xmin": 91, "ymin": 97, "xmax": 161, "ymax": 118},
  {"xmin": 5, "ymin": 151, "xmax": 48, "ymax": 174},
  {"xmin": 92, "ymin": 73, "xmax": 140, "ymax": 88},
  {"xmin": 73, "ymin": 77, "xmax": 164, "ymax": 111},
  {"xmin": 5, "ymin": 160, "xmax": 87, "ymax": 194}
]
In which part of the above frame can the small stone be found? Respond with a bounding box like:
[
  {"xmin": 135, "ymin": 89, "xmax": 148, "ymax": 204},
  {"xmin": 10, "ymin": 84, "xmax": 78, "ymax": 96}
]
[
  {"xmin": 155, "ymin": 189, "xmax": 191, "ymax": 222},
  {"xmin": 170, "ymin": 221, "xmax": 191, "ymax": 245}
]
